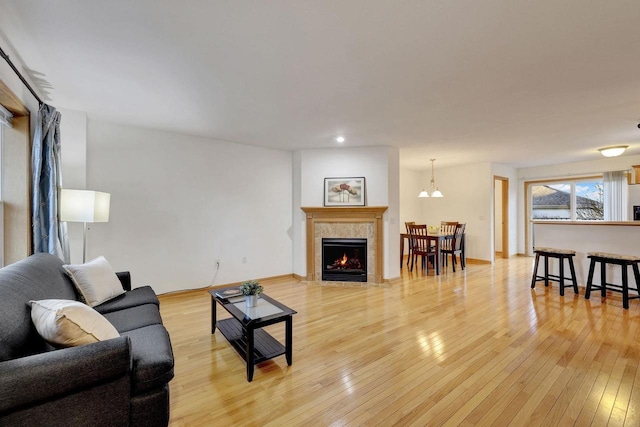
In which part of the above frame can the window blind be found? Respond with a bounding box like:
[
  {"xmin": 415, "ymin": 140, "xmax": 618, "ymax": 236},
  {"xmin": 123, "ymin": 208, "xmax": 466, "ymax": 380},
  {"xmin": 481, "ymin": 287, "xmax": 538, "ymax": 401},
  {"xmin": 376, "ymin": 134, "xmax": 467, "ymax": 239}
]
[
  {"xmin": 603, "ymin": 170, "xmax": 628, "ymax": 221},
  {"xmin": 0, "ymin": 103, "xmax": 12, "ymax": 127}
]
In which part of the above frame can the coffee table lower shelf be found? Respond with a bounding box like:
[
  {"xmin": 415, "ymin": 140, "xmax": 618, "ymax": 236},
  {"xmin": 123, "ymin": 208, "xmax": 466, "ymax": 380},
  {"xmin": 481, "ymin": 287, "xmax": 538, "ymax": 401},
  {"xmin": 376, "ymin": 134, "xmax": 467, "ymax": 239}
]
[{"xmin": 217, "ymin": 317, "xmax": 286, "ymax": 364}]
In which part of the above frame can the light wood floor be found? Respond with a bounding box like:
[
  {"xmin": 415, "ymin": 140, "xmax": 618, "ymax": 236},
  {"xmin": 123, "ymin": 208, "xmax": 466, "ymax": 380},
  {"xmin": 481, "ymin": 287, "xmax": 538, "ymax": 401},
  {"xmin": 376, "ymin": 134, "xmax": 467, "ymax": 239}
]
[{"xmin": 159, "ymin": 256, "xmax": 640, "ymax": 426}]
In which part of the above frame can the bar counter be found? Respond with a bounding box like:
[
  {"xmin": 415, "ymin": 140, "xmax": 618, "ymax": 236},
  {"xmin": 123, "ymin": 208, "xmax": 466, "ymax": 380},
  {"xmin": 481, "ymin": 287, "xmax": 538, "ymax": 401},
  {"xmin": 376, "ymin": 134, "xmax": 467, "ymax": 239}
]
[
  {"xmin": 533, "ymin": 221, "xmax": 640, "ymax": 227},
  {"xmin": 532, "ymin": 221, "xmax": 640, "ymax": 285}
]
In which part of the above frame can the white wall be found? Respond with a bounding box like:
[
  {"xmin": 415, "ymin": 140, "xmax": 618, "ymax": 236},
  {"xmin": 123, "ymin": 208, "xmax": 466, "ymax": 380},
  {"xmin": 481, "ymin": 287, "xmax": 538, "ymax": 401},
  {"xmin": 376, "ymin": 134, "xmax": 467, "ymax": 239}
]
[
  {"xmin": 0, "ymin": 33, "xmax": 40, "ymax": 123},
  {"xmin": 399, "ymin": 161, "xmax": 518, "ymax": 262},
  {"xmin": 399, "ymin": 168, "xmax": 423, "ymax": 234},
  {"xmin": 517, "ymin": 155, "xmax": 640, "ymax": 255},
  {"xmin": 292, "ymin": 146, "xmax": 401, "ymax": 280},
  {"xmin": 87, "ymin": 120, "xmax": 293, "ymax": 294},
  {"xmin": 386, "ymin": 148, "xmax": 400, "ymax": 279},
  {"xmin": 59, "ymin": 108, "xmax": 87, "ymax": 187},
  {"xmin": 59, "ymin": 108, "xmax": 88, "ymax": 264},
  {"xmin": 292, "ymin": 150, "xmax": 303, "ymax": 279},
  {"xmin": 412, "ymin": 162, "xmax": 494, "ymax": 262}
]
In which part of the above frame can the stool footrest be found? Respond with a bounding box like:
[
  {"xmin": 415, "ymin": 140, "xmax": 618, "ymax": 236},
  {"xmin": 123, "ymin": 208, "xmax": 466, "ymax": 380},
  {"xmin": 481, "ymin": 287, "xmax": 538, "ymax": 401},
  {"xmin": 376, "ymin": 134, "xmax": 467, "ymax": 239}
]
[
  {"xmin": 533, "ymin": 273, "xmax": 568, "ymax": 283},
  {"xmin": 585, "ymin": 256, "xmax": 640, "ymax": 309},
  {"xmin": 585, "ymin": 282, "xmax": 640, "ymax": 295},
  {"xmin": 530, "ymin": 250, "xmax": 579, "ymax": 296}
]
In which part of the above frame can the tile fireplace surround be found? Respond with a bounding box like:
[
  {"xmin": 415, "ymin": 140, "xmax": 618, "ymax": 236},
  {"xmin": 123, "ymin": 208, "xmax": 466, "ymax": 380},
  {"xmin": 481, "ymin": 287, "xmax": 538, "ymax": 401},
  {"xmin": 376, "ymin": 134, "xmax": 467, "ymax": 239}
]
[{"xmin": 301, "ymin": 206, "xmax": 388, "ymax": 285}]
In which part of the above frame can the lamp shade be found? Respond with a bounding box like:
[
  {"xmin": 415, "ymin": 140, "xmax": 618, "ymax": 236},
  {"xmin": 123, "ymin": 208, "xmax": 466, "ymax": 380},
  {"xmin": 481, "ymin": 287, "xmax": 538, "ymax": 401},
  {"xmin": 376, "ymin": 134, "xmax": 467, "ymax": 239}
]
[{"xmin": 60, "ymin": 189, "xmax": 110, "ymax": 223}]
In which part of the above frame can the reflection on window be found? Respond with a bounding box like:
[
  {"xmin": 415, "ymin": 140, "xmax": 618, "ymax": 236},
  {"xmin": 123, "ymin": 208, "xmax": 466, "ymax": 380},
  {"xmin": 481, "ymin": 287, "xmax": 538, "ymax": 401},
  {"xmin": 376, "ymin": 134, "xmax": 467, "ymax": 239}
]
[
  {"xmin": 575, "ymin": 181, "xmax": 604, "ymax": 220},
  {"xmin": 532, "ymin": 184, "xmax": 571, "ymax": 220},
  {"xmin": 531, "ymin": 180, "xmax": 603, "ymax": 221}
]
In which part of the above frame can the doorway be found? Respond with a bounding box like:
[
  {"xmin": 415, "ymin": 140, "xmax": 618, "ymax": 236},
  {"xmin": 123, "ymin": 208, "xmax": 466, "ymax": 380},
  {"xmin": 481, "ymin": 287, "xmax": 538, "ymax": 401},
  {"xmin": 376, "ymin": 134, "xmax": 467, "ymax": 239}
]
[{"xmin": 494, "ymin": 176, "xmax": 509, "ymax": 260}]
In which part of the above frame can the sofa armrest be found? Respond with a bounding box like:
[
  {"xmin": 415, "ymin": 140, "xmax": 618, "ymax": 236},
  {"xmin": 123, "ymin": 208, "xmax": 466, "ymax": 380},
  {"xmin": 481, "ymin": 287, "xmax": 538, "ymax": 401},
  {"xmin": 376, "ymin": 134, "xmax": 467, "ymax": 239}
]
[
  {"xmin": 0, "ymin": 336, "xmax": 132, "ymax": 413},
  {"xmin": 116, "ymin": 271, "xmax": 132, "ymax": 291}
]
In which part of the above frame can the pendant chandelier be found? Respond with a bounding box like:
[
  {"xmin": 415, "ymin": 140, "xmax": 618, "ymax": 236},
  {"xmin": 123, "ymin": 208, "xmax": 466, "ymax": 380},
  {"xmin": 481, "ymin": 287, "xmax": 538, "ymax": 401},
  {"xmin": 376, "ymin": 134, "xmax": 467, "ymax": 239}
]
[{"xmin": 418, "ymin": 159, "xmax": 443, "ymax": 198}]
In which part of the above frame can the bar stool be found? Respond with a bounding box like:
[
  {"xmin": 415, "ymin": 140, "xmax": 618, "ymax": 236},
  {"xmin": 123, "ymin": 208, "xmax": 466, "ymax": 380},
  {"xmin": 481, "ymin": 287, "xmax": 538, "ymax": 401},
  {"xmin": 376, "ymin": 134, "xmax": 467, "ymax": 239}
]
[
  {"xmin": 530, "ymin": 247, "xmax": 578, "ymax": 296},
  {"xmin": 585, "ymin": 252, "xmax": 640, "ymax": 309}
]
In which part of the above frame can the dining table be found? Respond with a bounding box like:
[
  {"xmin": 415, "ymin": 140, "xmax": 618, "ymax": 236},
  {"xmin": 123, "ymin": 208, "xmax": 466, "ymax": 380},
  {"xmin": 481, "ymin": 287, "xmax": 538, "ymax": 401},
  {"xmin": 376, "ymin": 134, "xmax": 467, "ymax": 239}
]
[{"xmin": 400, "ymin": 232, "xmax": 452, "ymax": 275}]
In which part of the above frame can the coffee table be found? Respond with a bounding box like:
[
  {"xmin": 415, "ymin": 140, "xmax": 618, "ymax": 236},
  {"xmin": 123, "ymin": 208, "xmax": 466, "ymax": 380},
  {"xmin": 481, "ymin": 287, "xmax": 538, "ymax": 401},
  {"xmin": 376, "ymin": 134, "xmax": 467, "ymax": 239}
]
[{"xmin": 209, "ymin": 288, "xmax": 297, "ymax": 382}]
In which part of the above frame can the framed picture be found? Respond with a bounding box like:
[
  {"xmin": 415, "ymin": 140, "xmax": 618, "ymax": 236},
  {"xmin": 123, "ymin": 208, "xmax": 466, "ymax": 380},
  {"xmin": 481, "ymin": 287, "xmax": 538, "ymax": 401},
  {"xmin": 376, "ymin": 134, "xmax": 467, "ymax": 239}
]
[{"xmin": 324, "ymin": 177, "xmax": 365, "ymax": 206}]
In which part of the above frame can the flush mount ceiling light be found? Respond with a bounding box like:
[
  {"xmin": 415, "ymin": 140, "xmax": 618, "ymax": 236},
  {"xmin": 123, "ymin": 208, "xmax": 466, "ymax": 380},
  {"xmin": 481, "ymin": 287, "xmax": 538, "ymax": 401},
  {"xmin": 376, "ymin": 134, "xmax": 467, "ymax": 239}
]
[
  {"xmin": 418, "ymin": 159, "xmax": 443, "ymax": 198},
  {"xmin": 336, "ymin": 136, "xmax": 345, "ymax": 143},
  {"xmin": 598, "ymin": 145, "xmax": 628, "ymax": 157}
]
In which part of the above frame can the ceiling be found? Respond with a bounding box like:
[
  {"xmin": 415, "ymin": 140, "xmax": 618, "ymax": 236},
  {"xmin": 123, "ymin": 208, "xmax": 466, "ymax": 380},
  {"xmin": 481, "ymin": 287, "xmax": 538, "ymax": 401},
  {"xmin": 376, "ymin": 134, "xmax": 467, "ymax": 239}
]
[{"xmin": 1, "ymin": 0, "xmax": 640, "ymax": 170}]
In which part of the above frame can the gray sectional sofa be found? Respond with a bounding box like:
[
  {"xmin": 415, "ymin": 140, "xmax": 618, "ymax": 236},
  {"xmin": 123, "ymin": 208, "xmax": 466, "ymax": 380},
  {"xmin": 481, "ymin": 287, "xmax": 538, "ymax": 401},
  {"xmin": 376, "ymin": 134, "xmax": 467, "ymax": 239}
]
[{"xmin": 0, "ymin": 253, "xmax": 174, "ymax": 426}]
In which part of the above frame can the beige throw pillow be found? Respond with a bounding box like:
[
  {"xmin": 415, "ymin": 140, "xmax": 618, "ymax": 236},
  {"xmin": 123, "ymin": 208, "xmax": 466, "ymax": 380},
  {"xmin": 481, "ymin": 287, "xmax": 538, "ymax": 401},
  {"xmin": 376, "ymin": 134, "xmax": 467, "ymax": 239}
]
[
  {"xmin": 30, "ymin": 299, "xmax": 120, "ymax": 347},
  {"xmin": 63, "ymin": 256, "xmax": 125, "ymax": 307}
]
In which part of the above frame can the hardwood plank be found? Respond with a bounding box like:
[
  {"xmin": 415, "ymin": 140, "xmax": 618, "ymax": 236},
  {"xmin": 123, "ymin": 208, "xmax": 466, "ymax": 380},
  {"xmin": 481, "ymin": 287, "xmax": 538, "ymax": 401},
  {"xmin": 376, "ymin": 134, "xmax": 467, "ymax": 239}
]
[
  {"xmin": 624, "ymin": 357, "xmax": 640, "ymax": 426},
  {"xmin": 157, "ymin": 257, "xmax": 640, "ymax": 426}
]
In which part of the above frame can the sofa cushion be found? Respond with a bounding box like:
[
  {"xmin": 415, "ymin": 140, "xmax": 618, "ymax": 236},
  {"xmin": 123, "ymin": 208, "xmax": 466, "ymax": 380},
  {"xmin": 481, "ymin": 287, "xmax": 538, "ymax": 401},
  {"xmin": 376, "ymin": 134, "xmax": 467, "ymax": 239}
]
[
  {"xmin": 103, "ymin": 304, "xmax": 163, "ymax": 333},
  {"xmin": 94, "ymin": 286, "xmax": 159, "ymax": 314},
  {"xmin": 0, "ymin": 254, "xmax": 79, "ymax": 362},
  {"xmin": 121, "ymin": 325, "xmax": 174, "ymax": 393},
  {"xmin": 30, "ymin": 299, "xmax": 120, "ymax": 347},
  {"xmin": 63, "ymin": 256, "xmax": 125, "ymax": 307}
]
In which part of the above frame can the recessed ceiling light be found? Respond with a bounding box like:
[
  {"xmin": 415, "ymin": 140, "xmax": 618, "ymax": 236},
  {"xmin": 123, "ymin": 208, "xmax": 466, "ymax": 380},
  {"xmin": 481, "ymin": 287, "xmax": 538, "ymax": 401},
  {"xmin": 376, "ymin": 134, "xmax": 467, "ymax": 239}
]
[
  {"xmin": 336, "ymin": 136, "xmax": 345, "ymax": 143},
  {"xmin": 598, "ymin": 145, "xmax": 628, "ymax": 157}
]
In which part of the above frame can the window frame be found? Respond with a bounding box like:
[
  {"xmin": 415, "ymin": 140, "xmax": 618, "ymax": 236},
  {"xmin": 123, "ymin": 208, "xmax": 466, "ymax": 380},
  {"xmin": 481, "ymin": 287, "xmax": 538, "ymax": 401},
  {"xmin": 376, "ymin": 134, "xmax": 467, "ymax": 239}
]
[{"xmin": 524, "ymin": 175, "xmax": 603, "ymax": 256}]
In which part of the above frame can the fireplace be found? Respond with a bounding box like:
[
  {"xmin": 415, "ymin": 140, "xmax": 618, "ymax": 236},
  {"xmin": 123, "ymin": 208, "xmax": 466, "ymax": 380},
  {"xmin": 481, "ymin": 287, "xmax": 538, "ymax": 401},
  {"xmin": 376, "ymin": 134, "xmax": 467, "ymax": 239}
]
[
  {"xmin": 322, "ymin": 238, "xmax": 367, "ymax": 282},
  {"xmin": 301, "ymin": 206, "xmax": 387, "ymax": 285}
]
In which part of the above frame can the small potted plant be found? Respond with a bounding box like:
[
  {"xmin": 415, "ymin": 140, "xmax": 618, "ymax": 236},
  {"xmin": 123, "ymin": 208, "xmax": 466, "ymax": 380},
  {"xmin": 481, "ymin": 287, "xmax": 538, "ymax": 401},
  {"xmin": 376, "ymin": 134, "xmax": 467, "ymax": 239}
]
[{"xmin": 240, "ymin": 280, "xmax": 263, "ymax": 308}]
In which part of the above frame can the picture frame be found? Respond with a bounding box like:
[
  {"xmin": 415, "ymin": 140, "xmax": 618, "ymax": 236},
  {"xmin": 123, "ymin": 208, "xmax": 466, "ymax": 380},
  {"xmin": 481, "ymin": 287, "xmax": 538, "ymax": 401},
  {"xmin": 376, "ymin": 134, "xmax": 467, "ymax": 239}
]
[{"xmin": 324, "ymin": 177, "xmax": 366, "ymax": 206}]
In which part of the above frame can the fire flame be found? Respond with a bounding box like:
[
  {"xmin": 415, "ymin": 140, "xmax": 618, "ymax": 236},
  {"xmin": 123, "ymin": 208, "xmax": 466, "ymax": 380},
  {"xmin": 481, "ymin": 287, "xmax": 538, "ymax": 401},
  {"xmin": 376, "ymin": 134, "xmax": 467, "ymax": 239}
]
[{"xmin": 340, "ymin": 253, "xmax": 348, "ymax": 265}]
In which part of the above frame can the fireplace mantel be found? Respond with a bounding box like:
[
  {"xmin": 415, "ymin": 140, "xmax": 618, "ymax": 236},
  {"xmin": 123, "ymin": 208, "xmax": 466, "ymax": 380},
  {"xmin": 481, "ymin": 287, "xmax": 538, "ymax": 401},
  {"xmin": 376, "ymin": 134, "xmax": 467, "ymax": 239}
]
[{"xmin": 301, "ymin": 206, "xmax": 388, "ymax": 283}]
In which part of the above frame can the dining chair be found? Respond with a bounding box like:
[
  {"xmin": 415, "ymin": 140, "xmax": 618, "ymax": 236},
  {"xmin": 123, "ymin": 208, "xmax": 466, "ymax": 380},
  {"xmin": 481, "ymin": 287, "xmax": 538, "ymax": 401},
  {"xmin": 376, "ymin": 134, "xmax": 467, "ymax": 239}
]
[
  {"xmin": 440, "ymin": 221, "xmax": 458, "ymax": 236},
  {"xmin": 442, "ymin": 223, "xmax": 466, "ymax": 272},
  {"xmin": 407, "ymin": 224, "xmax": 436, "ymax": 273},
  {"xmin": 439, "ymin": 221, "xmax": 458, "ymax": 254},
  {"xmin": 404, "ymin": 222, "xmax": 415, "ymax": 266}
]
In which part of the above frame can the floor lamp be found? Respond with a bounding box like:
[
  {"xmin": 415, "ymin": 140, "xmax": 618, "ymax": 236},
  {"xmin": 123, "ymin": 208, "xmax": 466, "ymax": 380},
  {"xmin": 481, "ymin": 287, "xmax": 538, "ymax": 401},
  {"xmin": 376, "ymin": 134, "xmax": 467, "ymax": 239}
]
[{"xmin": 60, "ymin": 189, "xmax": 111, "ymax": 263}]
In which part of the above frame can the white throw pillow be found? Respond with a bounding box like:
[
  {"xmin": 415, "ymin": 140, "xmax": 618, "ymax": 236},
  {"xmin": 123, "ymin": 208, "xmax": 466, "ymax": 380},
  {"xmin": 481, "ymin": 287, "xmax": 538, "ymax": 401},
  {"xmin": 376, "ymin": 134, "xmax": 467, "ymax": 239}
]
[
  {"xmin": 63, "ymin": 256, "xmax": 125, "ymax": 307},
  {"xmin": 29, "ymin": 299, "xmax": 120, "ymax": 347}
]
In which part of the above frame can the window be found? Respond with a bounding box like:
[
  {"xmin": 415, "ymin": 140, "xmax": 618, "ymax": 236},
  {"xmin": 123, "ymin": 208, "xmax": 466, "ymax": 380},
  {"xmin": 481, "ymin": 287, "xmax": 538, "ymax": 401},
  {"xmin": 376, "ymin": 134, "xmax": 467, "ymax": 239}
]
[
  {"xmin": 0, "ymin": 103, "xmax": 14, "ymax": 200},
  {"xmin": 575, "ymin": 180, "xmax": 604, "ymax": 220},
  {"xmin": 526, "ymin": 176, "xmax": 608, "ymax": 256},
  {"xmin": 0, "ymin": 105, "xmax": 8, "ymax": 267},
  {"xmin": 0, "ymin": 83, "xmax": 32, "ymax": 264},
  {"xmin": 530, "ymin": 178, "xmax": 604, "ymax": 221},
  {"xmin": 0, "ymin": 103, "xmax": 11, "ymax": 127},
  {"xmin": 0, "ymin": 124, "xmax": 2, "ymax": 201}
]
